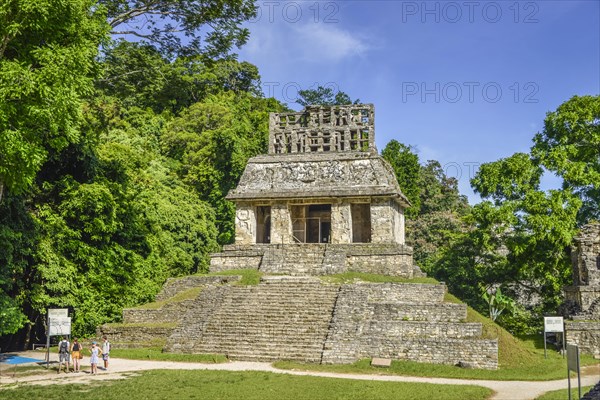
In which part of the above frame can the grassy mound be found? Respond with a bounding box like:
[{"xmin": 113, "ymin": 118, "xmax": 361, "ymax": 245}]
[{"xmin": 134, "ymin": 287, "xmax": 203, "ymax": 310}]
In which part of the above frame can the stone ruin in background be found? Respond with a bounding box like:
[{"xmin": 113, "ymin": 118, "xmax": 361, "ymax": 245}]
[
  {"xmin": 563, "ymin": 223, "xmax": 600, "ymax": 358},
  {"xmin": 101, "ymin": 104, "xmax": 499, "ymax": 369}
]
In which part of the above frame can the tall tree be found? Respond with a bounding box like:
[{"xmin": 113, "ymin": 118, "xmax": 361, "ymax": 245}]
[
  {"xmin": 531, "ymin": 95, "xmax": 600, "ymax": 224},
  {"xmin": 163, "ymin": 91, "xmax": 285, "ymax": 243},
  {"xmin": 381, "ymin": 140, "xmax": 421, "ymax": 218},
  {"xmin": 101, "ymin": 0, "xmax": 257, "ymax": 57},
  {"xmin": 296, "ymin": 86, "xmax": 360, "ymax": 107},
  {"xmin": 0, "ymin": 0, "xmax": 109, "ymax": 202},
  {"xmin": 98, "ymin": 41, "xmax": 261, "ymax": 113},
  {"xmin": 408, "ymin": 160, "xmax": 470, "ymax": 272}
]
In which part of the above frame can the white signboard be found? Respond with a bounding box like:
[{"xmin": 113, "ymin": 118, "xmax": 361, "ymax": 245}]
[
  {"xmin": 47, "ymin": 308, "xmax": 68, "ymax": 319},
  {"xmin": 544, "ymin": 316, "xmax": 564, "ymax": 333},
  {"xmin": 48, "ymin": 317, "xmax": 71, "ymax": 336}
]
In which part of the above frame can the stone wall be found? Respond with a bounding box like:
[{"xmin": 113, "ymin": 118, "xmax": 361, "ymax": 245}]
[
  {"xmin": 571, "ymin": 223, "xmax": 600, "ymax": 286},
  {"xmin": 123, "ymin": 301, "xmax": 196, "ymax": 324},
  {"xmin": 565, "ymin": 321, "xmax": 600, "ymax": 359},
  {"xmin": 209, "ymin": 243, "xmax": 416, "ymax": 277},
  {"xmin": 97, "ymin": 324, "xmax": 175, "ymax": 348},
  {"xmin": 563, "ymin": 223, "xmax": 600, "ymax": 359},
  {"xmin": 564, "ymin": 286, "xmax": 600, "ymax": 319}
]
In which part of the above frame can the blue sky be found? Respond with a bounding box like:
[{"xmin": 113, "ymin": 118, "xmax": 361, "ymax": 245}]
[{"xmin": 237, "ymin": 0, "xmax": 600, "ymax": 202}]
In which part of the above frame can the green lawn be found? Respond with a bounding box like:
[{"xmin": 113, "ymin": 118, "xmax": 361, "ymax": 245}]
[
  {"xmin": 109, "ymin": 347, "xmax": 228, "ymax": 363},
  {"xmin": 535, "ymin": 385, "xmax": 594, "ymax": 400},
  {"xmin": 0, "ymin": 370, "xmax": 492, "ymax": 400}
]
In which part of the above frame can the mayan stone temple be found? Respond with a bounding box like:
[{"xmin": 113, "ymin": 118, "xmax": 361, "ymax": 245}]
[
  {"xmin": 563, "ymin": 223, "xmax": 600, "ymax": 358},
  {"xmin": 101, "ymin": 105, "xmax": 499, "ymax": 369}
]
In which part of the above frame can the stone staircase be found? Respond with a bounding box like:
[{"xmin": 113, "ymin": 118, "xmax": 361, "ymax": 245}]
[{"xmin": 165, "ymin": 276, "xmax": 340, "ymax": 362}]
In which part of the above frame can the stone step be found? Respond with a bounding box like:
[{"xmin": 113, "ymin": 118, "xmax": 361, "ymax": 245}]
[
  {"xmin": 201, "ymin": 326, "xmax": 331, "ymax": 336},
  {"xmin": 197, "ymin": 339, "xmax": 326, "ymax": 348},
  {"xmin": 338, "ymin": 283, "xmax": 446, "ymax": 304},
  {"xmin": 322, "ymin": 337, "xmax": 498, "ymax": 369},
  {"xmin": 332, "ymin": 303, "xmax": 467, "ymax": 322},
  {"xmin": 361, "ymin": 321, "xmax": 482, "ymax": 338},
  {"xmin": 194, "ymin": 346, "xmax": 324, "ymax": 361},
  {"xmin": 199, "ymin": 339, "xmax": 327, "ymax": 348},
  {"xmin": 260, "ymin": 275, "xmax": 327, "ymax": 284}
]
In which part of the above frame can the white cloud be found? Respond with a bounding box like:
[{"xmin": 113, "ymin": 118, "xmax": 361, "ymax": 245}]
[
  {"xmin": 290, "ymin": 24, "xmax": 369, "ymax": 62},
  {"xmin": 243, "ymin": 21, "xmax": 369, "ymax": 65}
]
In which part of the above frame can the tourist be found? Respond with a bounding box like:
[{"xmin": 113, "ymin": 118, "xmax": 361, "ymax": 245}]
[
  {"xmin": 101, "ymin": 335, "xmax": 110, "ymax": 371},
  {"xmin": 57, "ymin": 336, "xmax": 70, "ymax": 373},
  {"xmin": 90, "ymin": 341, "xmax": 101, "ymax": 375},
  {"xmin": 70, "ymin": 338, "xmax": 83, "ymax": 372}
]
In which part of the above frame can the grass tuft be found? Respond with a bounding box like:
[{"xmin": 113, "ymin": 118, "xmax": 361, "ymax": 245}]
[
  {"xmin": 135, "ymin": 287, "xmax": 203, "ymax": 310},
  {"xmin": 321, "ymin": 272, "xmax": 439, "ymax": 284},
  {"xmin": 205, "ymin": 269, "xmax": 262, "ymax": 285}
]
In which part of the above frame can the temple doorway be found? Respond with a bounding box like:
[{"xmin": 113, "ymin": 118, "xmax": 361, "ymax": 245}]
[{"xmin": 291, "ymin": 204, "xmax": 331, "ymax": 243}]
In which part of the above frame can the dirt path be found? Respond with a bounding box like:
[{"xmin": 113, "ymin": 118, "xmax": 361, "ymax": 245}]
[{"xmin": 1, "ymin": 351, "xmax": 598, "ymax": 400}]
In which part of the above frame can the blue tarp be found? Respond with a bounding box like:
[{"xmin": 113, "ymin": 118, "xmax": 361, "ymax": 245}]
[{"xmin": 0, "ymin": 355, "xmax": 43, "ymax": 365}]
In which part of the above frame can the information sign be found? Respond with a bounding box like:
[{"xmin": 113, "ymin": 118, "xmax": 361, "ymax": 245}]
[
  {"xmin": 544, "ymin": 316, "xmax": 564, "ymax": 333},
  {"xmin": 48, "ymin": 317, "xmax": 71, "ymax": 336}
]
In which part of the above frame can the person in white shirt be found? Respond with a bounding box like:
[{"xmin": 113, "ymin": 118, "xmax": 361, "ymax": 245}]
[{"xmin": 101, "ymin": 336, "xmax": 110, "ymax": 370}]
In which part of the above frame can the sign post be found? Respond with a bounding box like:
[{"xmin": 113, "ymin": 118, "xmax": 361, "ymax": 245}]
[
  {"xmin": 543, "ymin": 316, "xmax": 564, "ymax": 358},
  {"xmin": 567, "ymin": 344, "xmax": 581, "ymax": 400},
  {"xmin": 46, "ymin": 308, "xmax": 70, "ymax": 369}
]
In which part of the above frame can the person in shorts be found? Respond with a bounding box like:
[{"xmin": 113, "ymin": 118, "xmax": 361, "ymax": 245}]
[
  {"xmin": 70, "ymin": 338, "xmax": 83, "ymax": 372},
  {"xmin": 57, "ymin": 336, "xmax": 70, "ymax": 373},
  {"xmin": 101, "ymin": 336, "xmax": 110, "ymax": 370}
]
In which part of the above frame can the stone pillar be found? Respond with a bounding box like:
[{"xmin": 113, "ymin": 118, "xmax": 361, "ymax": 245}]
[
  {"xmin": 235, "ymin": 204, "xmax": 256, "ymax": 245},
  {"xmin": 393, "ymin": 202, "xmax": 405, "ymax": 245},
  {"xmin": 331, "ymin": 202, "xmax": 352, "ymax": 244},
  {"xmin": 370, "ymin": 199, "xmax": 393, "ymax": 243},
  {"xmin": 371, "ymin": 199, "xmax": 406, "ymax": 244},
  {"xmin": 270, "ymin": 203, "xmax": 292, "ymax": 244}
]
